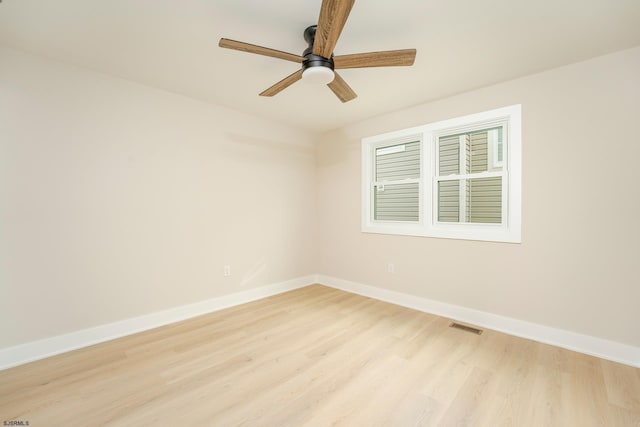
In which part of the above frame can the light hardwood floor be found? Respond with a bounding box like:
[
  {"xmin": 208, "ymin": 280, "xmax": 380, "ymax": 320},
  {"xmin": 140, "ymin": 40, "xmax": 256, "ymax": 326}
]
[{"xmin": 1, "ymin": 285, "xmax": 639, "ymax": 426}]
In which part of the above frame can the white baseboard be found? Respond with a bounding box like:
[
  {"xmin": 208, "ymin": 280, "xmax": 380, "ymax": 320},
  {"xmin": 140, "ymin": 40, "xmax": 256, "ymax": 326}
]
[
  {"xmin": 316, "ymin": 275, "xmax": 640, "ymax": 368},
  {"xmin": 0, "ymin": 276, "xmax": 315, "ymax": 370},
  {"xmin": 3, "ymin": 274, "xmax": 638, "ymax": 370}
]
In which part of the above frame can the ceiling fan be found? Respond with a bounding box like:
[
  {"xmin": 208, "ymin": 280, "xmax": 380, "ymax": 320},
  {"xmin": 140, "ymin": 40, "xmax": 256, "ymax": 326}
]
[{"xmin": 218, "ymin": 0, "xmax": 416, "ymax": 103}]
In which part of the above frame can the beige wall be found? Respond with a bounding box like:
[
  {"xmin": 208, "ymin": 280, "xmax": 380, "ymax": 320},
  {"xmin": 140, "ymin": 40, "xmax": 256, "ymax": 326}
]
[
  {"xmin": 0, "ymin": 47, "xmax": 317, "ymax": 348},
  {"xmin": 316, "ymin": 47, "xmax": 640, "ymax": 347},
  {"xmin": 2, "ymin": 44, "xmax": 639, "ymax": 353}
]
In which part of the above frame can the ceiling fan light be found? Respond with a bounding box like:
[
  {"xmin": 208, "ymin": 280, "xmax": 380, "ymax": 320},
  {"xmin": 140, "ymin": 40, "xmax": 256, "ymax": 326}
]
[{"xmin": 302, "ymin": 66, "xmax": 335, "ymax": 85}]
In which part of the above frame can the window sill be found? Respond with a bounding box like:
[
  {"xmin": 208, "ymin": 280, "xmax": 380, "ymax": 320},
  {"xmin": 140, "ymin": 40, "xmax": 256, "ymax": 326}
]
[{"xmin": 362, "ymin": 223, "xmax": 521, "ymax": 243}]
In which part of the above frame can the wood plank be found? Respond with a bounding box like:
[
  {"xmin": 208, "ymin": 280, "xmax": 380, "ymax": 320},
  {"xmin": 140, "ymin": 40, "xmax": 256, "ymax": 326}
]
[
  {"xmin": 0, "ymin": 285, "xmax": 638, "ymax": 426},
  {"xmin": 219, "ymin": 38, "xmax": 304, "ymax": 63},
  {"xmin": 333, "ymin": 49, "xmax": 416, "ymax": 69}
]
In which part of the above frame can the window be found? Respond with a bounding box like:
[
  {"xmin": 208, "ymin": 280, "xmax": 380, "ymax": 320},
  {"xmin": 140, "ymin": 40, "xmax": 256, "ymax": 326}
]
[
  {"xmin": 435, "ymin": 125, "xmax": 505, "ymax": 224},
  {"xmin": 373, "ymin": 138, "xmax": 421, "ymax": 222},
  {"xmin": 362, "ymin": 105, "xmax": 521, "ymax": 243}
]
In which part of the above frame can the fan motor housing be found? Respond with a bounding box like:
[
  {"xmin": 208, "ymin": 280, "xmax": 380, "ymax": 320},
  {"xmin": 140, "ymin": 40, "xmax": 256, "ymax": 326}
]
[
  {"xmin": 302, "ymin": 25, "xmax": 334, "ymax": 72},
  {"xmin": 302, "ymin": 53, "xmax": 334, "ymax": 72}
]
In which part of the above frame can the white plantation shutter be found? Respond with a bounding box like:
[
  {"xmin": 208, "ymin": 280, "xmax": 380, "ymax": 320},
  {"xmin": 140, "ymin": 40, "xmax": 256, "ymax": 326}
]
[{"xmin": 373, "ymin": 140, "xmax": 420, "ymax": 221}]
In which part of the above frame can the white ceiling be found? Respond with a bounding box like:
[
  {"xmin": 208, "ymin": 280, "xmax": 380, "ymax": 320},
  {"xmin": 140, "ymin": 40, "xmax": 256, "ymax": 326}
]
[{"xmin": 1, "ymin": 0, "xmax": 639, "ymax": 133}]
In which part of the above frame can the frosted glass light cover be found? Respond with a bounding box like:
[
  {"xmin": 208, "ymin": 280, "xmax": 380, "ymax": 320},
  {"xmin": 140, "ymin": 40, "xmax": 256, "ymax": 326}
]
[{"xmin": 302, "ymin": 67, "xmax": 335, "ymax": 85}]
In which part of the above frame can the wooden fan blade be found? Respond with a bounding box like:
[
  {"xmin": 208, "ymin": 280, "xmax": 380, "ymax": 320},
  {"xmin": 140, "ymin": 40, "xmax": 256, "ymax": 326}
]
[
  {"xmin": 327, "ymin": 72, "xmax": 357, "ymax": 103},
  {"xmin": 219, "ymin": 38, "xmax": 304, "ymax": 63},
  {"xmin": 334, "ymin": 49, "xmax": 416, "ymax": 69},
  {"xmin": 259, "ymin": 70, "xmax": 304, "ymax": 97},
  {"xmin": 313, "ymin": 0, "xmax": 355, "ymax": 58}
]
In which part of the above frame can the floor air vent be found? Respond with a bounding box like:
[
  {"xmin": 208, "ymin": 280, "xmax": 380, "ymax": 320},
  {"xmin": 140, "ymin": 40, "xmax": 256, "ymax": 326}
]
[{"xmin": 449, "ymin": 322, "xmax": 483, "ymax": 335}]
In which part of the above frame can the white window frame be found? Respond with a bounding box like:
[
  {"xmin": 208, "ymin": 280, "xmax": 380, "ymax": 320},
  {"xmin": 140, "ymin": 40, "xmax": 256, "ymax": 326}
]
[{"xmin": 361, "ymin": 104, "xmax": 521, "ymax": 243}]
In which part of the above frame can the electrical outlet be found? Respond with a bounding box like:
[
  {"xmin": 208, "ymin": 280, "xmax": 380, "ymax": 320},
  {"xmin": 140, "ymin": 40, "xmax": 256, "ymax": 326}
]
[
  {"xmin": 223, "ymin": 265, "xmax": 231, "ymax": 277},
  {"xmin": 387, "ymin": 263, "xmax": 395, "ymax": 273}
]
